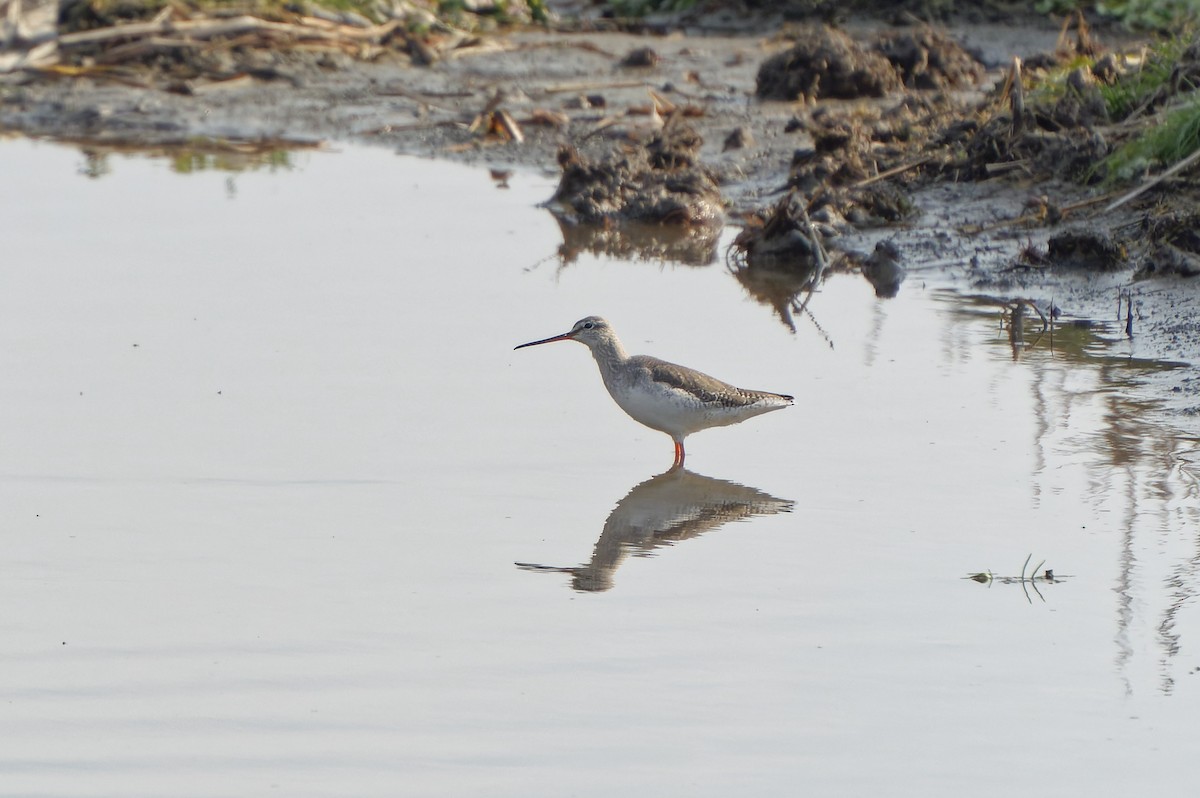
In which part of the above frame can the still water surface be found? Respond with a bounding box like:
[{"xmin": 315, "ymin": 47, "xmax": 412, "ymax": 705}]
[{"xmin": 3, "ymin": 139, "xmax": 1199, "ymax": 796}]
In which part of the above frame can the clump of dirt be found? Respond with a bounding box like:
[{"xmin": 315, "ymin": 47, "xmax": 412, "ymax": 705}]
[
  {"xmin": 1133, "ymin": 212, "xmax": 1200, "ymax": 278},
  {"xmin": 857, "ymin": 239, "xmax": 907, "ymax": 298},
  {"xmin": 618, "ymin": 46, "xmax": 660, "ymax": 68},
  {"xmin": 782, "ymin": 107, "xmax": 921, "ymax": 227},
  {"xmin": 755, "ymin": 25, "xmax": 901, "ymax": 102},
  {"xmin": 755, "ymin": 25, "xmax": 981, "ymax": 103},
  {"xmin": 729, "ymin": 193, "xmax": 830, "ymax": 272},
  {"xmin": 545, "ymin": 115, "xmax": 721, "ymax": 233},
  {"xmin": 788, "ymin": 113, "xmax": 875, "ymax": 188},
  {"xmin": 1046, "ymin": 229, "xmax": 1127, "ymax": 271},
  {"xmin": 872, "ymin": 27, "xmax": 983, "ymax": 90},
  {"xmin": 723, "ymin": 125, "xmax": 755, "ymax": 151},
  {"xmin": 776, "ymin": 90, "xmax": 968, "ymax": 216},
  {"xmin": 58, "ymin": 0, "xmax": 543, "ymax": 34},
  {"xmin": 20, "ymin": 0, "xmax": 521, "ymax": 85}
]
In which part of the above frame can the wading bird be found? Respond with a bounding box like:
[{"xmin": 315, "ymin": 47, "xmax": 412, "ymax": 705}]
[{"xmin": 515, "ymin": 316, "xmax": 792, "ymax": 468}]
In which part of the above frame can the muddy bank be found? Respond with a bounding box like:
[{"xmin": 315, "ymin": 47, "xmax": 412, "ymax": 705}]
[{"xmin": 3, "ymin": 4, "xmax": 1199, "ymax": 420}]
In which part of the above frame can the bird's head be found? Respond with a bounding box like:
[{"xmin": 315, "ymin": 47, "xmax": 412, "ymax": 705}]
[{"xmin": 514, "ymin": 316, "xmax": 612, "ymax": 350}]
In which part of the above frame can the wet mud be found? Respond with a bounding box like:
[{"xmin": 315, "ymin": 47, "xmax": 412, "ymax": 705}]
[{"xmin": 4, "ymin": 4, "xmax": 1200, "ymax": 417}]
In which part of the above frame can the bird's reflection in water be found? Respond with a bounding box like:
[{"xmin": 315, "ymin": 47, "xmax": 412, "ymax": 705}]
[{"xmin": 516, "ymin": 468, "xmax": 794, "ymax": 592}]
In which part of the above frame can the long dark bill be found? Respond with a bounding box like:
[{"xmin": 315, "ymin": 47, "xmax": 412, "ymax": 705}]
[{"xmin": 513, "ymin": 332, "xmax": 575, "ymax": 350}]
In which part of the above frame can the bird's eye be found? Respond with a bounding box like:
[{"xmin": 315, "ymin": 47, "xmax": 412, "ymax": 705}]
[{"xmin": 583, "ymin": 322, "xmax": 594, "ymax": 329}]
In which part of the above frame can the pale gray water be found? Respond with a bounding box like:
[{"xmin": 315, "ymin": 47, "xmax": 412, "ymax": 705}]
[{"xmin": 2, "ymin": 139, "xmax": 1198, "ymax": 797}]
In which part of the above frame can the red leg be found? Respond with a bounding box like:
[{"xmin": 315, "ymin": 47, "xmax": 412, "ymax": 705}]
[{"xmin": 672, "ymin": 440, "xmax": 685, "ymax": 469}]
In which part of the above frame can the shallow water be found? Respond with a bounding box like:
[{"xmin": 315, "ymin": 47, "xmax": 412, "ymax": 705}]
[{"xmin": 3, "ymin": 138, "xmax": 1199, "ymax": 797}]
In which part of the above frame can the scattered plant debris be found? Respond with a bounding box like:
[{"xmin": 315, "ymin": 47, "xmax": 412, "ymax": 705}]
[{"xmin": 966, "ymin": 554, "xmax": 1068, "ymax": 603}]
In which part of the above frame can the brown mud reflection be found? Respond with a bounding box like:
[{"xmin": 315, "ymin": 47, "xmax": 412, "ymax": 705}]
[
  {"xmin": 542, "ymin": 114, "xmax": 723, "ymax": 268},
  {"xmin": 516, "ymin": 468, "xmax": 793, "ymax": 593},
  {"xmin": 727, "ymin": 217, "xmax": 908, "ymax": 334},
  {"xmin": 548, "ymin": 214, "xmax": 721, "ymax": 268},
  {"xmin": 944, "ymin": 293, "xmax": 1200, "ymax": 695},
  {"xmin": 726, "ymin": 246, "xmax": 827, "ymax": 335},
  {"xmin": 1043, "ymin": 371, "xmax": 1200, "ymax": 697},
  {"xmin": 65, "ymin": 138, "xmax": 314, "ymax": 180}
]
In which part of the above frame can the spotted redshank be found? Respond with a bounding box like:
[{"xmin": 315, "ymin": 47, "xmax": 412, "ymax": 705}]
[{"xmin": 515, "ymin": 316, "xmax": 792, "ymax": 467}]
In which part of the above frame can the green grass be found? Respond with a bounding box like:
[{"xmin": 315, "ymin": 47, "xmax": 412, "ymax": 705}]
[
  {"xmin": 170, "ymin": 146, "xmax": 296, "ymax": 174},
  {"xmin": 1021, "ymin": 33, "xmax": 1194, "ymax": 126},
  {"xmin": 1038, "ymin": 0, "xmax": 1200, "ymax": 28},
  {"xmin": 1023, "ymin": 54, "xmax": 1097, "ymax": 105},
  {"xmin": 1104, "ymin": 99, "xmax": 1200, "ymax": 181},
  {"xmin": 606, "ymin": 0, "xmax": 701, "ymax": 15},
  {"xmin": 1099, "ymin": 35, "xmax": 1191, "ymax": 119},
  {"xmin": 1098, "ymin": 0, "xmax": 1200, "ymax": 29}
]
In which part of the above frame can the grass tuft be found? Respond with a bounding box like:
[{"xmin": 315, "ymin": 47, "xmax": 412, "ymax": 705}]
[
  {"xmin": 1099, "ymin": 36, "xmax": 1191, "ymax": 119},
  {"xmin": 606, "ymin": 0, "xmax": 700, "ymax": 16},
  {"xmin": 1104, "ymin": 99, "xmax": 1200, "ymax": 182}
]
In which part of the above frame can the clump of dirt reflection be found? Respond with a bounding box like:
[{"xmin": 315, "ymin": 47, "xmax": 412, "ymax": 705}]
[
  {"xmin": 728, "ymin": 193, "xmax": 858, "ymax": 335},
  {"xmin": 551, "ymin": 216, "xmax": 720, "ymax": 267},
  {"xmin": 726, "ymin": 251, "xmax": 824, "ymax": 335}
]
